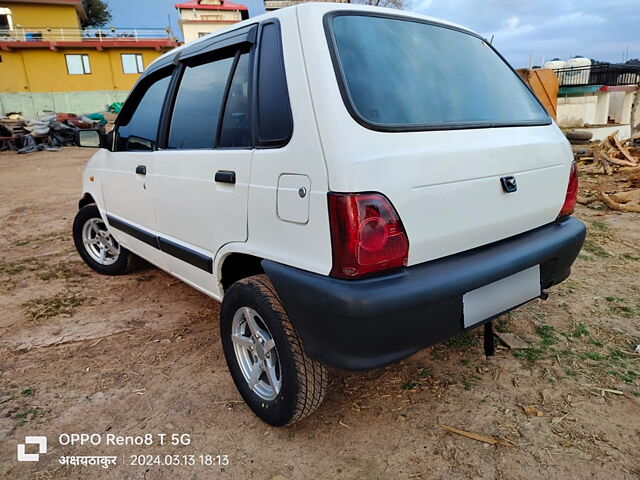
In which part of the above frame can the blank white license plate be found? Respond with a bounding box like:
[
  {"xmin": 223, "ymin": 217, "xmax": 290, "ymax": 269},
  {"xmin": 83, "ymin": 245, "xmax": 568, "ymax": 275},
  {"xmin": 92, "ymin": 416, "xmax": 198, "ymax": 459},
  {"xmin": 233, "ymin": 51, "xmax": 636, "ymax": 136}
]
[{"xmin": 463, "ymin": 266, "xmax": 541, "ymax": 328}]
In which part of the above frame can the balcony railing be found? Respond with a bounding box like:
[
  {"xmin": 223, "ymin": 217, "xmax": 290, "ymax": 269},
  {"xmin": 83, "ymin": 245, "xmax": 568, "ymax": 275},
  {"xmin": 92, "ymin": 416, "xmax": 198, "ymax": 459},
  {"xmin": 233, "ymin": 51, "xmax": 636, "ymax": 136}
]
[
  {"xmin": 0, "ymin": 27, "xmax": 173, "ymax": 42},
  {"xmin": 552, "ymin": 64, "xmax": 640, "ymax": 87}
]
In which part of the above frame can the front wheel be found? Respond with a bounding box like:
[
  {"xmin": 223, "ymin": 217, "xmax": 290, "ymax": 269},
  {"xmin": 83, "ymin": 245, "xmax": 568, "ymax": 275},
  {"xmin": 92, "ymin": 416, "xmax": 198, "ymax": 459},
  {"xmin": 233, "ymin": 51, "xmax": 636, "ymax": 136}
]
[
  {"xmin": 220, "ymin": 275, "xmax": 328, "ymax": 426},
  {"xmin": 72, "ymin": 204, "xmax": 132, "ymax": 275}
]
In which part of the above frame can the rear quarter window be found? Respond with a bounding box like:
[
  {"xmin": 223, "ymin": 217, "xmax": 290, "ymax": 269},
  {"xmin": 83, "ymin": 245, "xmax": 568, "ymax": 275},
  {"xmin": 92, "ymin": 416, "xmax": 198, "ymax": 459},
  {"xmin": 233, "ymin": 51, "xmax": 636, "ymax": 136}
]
[
  {"xmin": 255, "ymin": 21, "xmax": 293, "ymax": 147},
  {"xmin": 326, "ymin": 13, "xmax": 550, "ymax": 131}
]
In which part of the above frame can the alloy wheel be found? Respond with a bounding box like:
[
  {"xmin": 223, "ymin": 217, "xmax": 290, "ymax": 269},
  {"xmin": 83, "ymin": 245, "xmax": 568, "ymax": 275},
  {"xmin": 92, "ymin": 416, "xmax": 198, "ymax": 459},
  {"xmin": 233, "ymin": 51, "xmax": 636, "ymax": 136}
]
[{"xmin": 231, "ymin": 306, "xmax": 282, "ymax": 401}]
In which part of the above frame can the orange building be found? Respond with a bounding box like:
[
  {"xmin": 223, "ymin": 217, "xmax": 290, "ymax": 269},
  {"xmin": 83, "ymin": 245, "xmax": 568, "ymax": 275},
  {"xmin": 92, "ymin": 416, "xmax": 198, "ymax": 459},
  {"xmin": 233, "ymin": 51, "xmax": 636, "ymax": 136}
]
[{"xmin": 0, "ymin": 0, "xmax": 178, "ymax": 117}]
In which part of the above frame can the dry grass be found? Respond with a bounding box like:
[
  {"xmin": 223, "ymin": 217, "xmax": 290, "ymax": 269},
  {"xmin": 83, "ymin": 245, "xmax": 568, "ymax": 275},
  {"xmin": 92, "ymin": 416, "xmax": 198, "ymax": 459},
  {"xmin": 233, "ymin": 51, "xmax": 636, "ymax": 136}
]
[{"xmin": 22, "ymin": 292, "xmax": 85, "ymax": 320}]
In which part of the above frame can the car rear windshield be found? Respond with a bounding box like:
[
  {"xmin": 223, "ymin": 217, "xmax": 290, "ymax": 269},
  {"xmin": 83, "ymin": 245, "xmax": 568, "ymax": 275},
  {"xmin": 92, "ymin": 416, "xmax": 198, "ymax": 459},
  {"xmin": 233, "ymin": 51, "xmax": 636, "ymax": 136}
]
[{"xmin": 327, "ymin": 14, "xmax": 550, "ymax": 130}]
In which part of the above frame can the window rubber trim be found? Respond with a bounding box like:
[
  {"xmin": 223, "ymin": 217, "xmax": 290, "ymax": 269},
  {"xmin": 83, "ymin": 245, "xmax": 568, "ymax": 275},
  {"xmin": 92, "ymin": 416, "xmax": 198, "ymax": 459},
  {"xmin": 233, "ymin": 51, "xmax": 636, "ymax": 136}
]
[
  {"xmin": 156, "ymin": 62, "xmax": 185, "ymax": 150},
  {"xmin": 215, "ymin": 49, "xmax": 243, "ymax": 148},
  {"xmin": 322, "ymin": 10, "xmax": 552, "ymax": 133},
  {"xmin": 113, "ymin": 65, "xmax": 176, "ymax": 151}
]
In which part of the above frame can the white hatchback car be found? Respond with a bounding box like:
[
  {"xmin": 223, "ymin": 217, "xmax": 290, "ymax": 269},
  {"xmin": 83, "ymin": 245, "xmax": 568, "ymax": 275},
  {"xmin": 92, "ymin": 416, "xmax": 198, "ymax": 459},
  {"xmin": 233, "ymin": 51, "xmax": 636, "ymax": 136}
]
[{"xmin": 74, "ymin": 3, "xmax": 586, "ymax": 426}]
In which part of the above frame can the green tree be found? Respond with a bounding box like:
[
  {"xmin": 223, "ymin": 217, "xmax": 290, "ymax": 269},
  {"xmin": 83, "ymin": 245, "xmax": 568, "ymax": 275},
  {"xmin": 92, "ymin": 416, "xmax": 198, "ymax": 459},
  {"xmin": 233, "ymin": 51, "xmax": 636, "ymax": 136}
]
[{"xmin": 81, "ymin": 0, "xmax": 112, "ymax": 28}]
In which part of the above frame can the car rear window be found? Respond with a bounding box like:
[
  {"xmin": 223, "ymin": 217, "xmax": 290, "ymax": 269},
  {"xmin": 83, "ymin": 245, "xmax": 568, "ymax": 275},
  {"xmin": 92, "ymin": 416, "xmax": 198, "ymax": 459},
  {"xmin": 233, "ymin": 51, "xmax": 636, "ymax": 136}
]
[{"xmin": 327, "ymin": 14, "xmax": 550, "ymax": 130}]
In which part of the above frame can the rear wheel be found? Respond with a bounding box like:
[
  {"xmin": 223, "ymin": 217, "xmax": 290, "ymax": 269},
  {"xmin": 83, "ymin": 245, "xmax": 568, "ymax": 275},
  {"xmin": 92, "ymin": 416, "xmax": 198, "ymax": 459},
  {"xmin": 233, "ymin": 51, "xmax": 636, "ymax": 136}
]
[
  {"xmin": 220, "ymin": 275, "xmax": 328, "ymax": 426},
  {"xmin": 72, "ymin": 204, "xmax": 131, "ymax": 275}
]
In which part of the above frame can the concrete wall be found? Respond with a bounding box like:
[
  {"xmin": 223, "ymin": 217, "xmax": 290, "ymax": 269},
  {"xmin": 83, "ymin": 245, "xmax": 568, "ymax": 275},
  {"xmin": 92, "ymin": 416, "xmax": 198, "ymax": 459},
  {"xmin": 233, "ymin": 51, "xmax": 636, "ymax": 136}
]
[
  {"xmin": 1, "ymin": 3, "xmax": 81, "ymax": 29},
  {"xmin": 0, "ymin": 90, "xmax": 130, "ymax": 118},
  {"xmin": 0, "ymin": 48, "xmax": 164, "ymax": 94},
  {"xmin": 178, "ymin": 7, "xmax": 243, "ymax": 43},
  {"xmin": 578, "ymin": 124, "xmax": 632, "ymax": 142},
  {"xmin": 557, "ymin": 90, "xmax": 636, "ymax": 128},
  {"xmin": 179, "ymin": 8, "xmax": 241, "ymax": 20},
  {"xmin": 608, "ymin": 91, "xmax": 635, "ymax": 125},
  {"xmin": 181, "ymin": 22, "xmax": 236, "ymax": 42},
  {"xmin": 557, "ymin": 96, "xmax": 598, "ymax": 127},
  {"xmin": 593, "ymin": 91, "xmax": 610, "ymax": 125}
]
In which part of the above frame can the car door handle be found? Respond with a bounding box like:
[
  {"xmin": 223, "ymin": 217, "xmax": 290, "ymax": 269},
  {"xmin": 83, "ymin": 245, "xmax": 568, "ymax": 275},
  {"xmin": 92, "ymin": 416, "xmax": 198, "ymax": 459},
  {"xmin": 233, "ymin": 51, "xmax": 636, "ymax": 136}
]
[
  {"xmin": 215, "ymin": 170, "xmax": 236, "ymax": 184},
  {"xmin": 135, "ymin": 165, "xmax": 146, "ymax": 175}
]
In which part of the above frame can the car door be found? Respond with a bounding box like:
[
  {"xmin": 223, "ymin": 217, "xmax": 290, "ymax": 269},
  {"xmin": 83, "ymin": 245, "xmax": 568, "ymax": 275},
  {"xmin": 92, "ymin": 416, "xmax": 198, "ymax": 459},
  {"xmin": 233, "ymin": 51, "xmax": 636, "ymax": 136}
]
[
  {"xmin": 101, "ymin": 68, "xmax": 173, "ymax": 269},
  {"xmin": 149, "ymin": 39, "xmax": 254, "ymax": 296}
]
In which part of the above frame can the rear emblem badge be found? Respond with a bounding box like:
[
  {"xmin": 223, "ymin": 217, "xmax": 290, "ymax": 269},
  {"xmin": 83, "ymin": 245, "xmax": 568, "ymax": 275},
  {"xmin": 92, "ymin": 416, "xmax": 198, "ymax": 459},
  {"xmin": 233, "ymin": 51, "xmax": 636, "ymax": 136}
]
[{"xmin": 500, "ymin": 176, "xmax": 517, "ymax": 193}]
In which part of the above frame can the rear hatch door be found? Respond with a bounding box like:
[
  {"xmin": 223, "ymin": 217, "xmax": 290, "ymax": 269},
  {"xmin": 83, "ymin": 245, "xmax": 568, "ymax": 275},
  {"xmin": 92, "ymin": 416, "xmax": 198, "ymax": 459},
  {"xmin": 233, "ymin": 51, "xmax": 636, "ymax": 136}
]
[{"xmin": 339, "ymin": 127, "xmax": 572, "ymax": 265}]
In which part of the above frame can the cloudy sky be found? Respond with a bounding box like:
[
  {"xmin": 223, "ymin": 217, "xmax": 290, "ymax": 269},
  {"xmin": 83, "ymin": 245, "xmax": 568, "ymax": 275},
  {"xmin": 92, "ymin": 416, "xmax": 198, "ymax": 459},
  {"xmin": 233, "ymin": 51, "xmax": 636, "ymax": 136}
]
[
  {"xmin": 110, "ymin": 0, "xmax": 640, "ymax": 68},
  {"xmin": 413, "ymin": 0, "xmax": 640, "ymax": 67}
]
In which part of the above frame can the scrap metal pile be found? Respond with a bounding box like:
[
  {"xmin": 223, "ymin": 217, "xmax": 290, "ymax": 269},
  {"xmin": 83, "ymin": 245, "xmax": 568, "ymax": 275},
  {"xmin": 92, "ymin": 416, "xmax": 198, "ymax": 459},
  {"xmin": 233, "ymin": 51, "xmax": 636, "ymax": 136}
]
[
  {"xmin": 573, "ymin": 131, "xmax": 640, "ymax": 213},
  {"xmin": 0, "ymin": 111, "xmax": 107, "ymax": 154}
]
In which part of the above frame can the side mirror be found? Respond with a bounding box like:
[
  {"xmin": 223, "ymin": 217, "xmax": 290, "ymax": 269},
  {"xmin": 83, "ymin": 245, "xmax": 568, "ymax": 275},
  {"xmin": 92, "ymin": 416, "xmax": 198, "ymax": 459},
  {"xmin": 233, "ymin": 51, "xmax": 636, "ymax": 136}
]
[{"xmin": 77, "ymin": 129, "xmax": 103, "ymax": 149}]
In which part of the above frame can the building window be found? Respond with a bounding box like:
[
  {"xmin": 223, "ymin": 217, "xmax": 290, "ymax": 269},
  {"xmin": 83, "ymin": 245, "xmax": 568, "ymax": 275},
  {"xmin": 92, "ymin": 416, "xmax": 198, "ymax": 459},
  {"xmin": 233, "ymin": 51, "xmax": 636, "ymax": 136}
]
[
  {"xmin": 65, "ymin": 54, "xmax": 91, "ymax": 75},
  {"xmin": 0, "ymin": 7, "xmax": 12, "ymax": 30},
  {"xmin": 201, "ymin": 14, "xmax": 224, "ymax": 20},
  {"xmin": 198, "ymin": 32, "xmax": 209, "ymax": 38},
  {"xmin": 121, "ymin": 53, "xmax": 144, "ymax": 74}
]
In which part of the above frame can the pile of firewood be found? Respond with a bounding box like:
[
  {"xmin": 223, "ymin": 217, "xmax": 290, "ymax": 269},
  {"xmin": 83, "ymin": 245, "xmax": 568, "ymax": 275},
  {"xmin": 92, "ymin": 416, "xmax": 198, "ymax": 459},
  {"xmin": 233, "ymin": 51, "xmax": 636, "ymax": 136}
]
[{"xmin": 575, "ymin": 131, "xmax": 640, "ymax": 213}]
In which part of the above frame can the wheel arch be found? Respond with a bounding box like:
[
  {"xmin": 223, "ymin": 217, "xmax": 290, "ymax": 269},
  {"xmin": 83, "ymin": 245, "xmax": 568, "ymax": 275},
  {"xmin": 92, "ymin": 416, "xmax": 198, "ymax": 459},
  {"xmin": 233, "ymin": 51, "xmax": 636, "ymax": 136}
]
[
  {"xmin": 218, "ymin": 252, "xmax": 265, "ymax": 293},
  {"xmin": 79, "ymin": 192, "xmax": 96, "ymax": 210}
]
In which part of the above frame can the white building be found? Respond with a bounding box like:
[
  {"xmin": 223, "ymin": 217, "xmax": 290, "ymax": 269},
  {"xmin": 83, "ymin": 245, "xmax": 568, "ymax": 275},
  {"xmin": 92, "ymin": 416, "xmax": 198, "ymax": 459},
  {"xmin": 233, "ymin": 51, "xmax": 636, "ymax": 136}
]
[
  {"xmin": 550, "ymin": 62, "xmax": 639, "ymax": 140},
  {"xmin": 175, "ymin": 0, "xmax": 249, "ymax": 43},
  {"xmin": 264, "ymin": 0, "xmax": 347, "ymax": 12}
]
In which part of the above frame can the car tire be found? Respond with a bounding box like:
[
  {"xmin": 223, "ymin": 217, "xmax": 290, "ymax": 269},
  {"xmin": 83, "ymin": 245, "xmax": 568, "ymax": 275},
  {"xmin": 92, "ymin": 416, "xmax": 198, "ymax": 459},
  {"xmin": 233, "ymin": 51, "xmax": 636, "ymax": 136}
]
[
  {"xmin": 220, "ymin": 274, "xmax": 328, "ymax": 426},
  {"xmin": 72, "ymin": 204, "xmax": 132, "ymax": 275},
  {"xmin": 566, "ymin": 130, "xmax": 593, "ymax": 141}
]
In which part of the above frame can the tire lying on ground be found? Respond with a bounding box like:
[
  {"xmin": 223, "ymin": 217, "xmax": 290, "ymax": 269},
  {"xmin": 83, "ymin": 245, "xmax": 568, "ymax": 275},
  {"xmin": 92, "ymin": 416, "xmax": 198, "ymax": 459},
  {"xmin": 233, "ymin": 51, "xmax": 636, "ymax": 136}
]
[{"xmin": 565, "ymin": 130, "xmax": 593, "ymax": 142}]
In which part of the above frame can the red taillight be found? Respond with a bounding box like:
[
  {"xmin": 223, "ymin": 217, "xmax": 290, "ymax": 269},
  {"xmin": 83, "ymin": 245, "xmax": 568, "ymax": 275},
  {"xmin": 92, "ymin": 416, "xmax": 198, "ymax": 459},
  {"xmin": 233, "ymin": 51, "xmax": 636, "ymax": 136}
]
[
  {"xmin": 558, "ymin": 161, "xmax": 578, "ymax": 218},
  {"xmin": 328, "ymin": 192, "xmax": 409, "ymax": 279}
]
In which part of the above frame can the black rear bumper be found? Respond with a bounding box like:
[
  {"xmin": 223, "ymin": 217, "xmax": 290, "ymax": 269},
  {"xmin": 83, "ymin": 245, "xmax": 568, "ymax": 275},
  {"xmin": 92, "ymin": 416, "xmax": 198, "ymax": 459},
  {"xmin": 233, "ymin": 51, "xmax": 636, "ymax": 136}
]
[{"xmin": 262, "ymin": 217, "xmax": 586, "ymax": 371}]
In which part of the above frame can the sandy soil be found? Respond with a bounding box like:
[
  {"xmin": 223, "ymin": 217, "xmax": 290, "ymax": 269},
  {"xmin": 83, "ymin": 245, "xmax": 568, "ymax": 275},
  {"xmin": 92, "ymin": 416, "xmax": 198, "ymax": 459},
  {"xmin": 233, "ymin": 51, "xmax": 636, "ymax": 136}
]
[{"xmin": 0, "ymin": 148, "xmax": 639, "ymax": 480}]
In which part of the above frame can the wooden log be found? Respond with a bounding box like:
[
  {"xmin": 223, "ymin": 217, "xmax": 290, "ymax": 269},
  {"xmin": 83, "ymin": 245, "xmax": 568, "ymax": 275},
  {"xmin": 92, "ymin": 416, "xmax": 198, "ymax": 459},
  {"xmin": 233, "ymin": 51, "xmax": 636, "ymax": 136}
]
[
  {"xmin": 609, "ymin": 189, "xmax": 640, "ymax": 204},
  {"xmin": 599, "ymin": 191, "xmax": 640, "ymax": 212},
  {"xmin": 577, "ymin": 195, "xmax": 598, "ymax": 205},
  {"xmin": 440, "ymin": 425, "xmax": 514, "ymax": 447},
  {"xmin": 594, "ymin": 149, "xmax": 614, "ymax": 175},
  {"xmin": 611, "ymin": 134, "xmax": 638, "ymax": 165},
  {"xmin": 595, "ymin": 148, "xmax": 635, "ymax": 168},
  {"xmin": 495, "ymin": 332, "xmax": 530, "ymax": 350}
]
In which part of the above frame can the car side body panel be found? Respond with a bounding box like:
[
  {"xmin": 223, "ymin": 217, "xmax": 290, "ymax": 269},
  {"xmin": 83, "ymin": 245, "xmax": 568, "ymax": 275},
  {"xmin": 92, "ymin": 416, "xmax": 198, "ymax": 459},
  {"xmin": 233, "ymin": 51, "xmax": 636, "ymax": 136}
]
[{"xmin": 215, "ymin": 7, "xmax": 332, "ymax": 288}]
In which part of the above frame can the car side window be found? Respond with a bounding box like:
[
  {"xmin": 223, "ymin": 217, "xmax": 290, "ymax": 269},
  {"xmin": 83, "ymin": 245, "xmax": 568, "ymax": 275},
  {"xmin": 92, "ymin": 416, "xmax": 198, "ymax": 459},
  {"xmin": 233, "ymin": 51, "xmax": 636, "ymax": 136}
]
[
  {"xmin": 218, "ymin": 51, "xmax": 251, "ymax": 148},
  {"xmin": 116, "ymin": 74, "xmax": 171, "ymax": 151},
  {"xmin": 256, "ymin": 22, "xmax": 293, "ymax": 147},
  {"xmin": 168, "ymin": 55, "xmax": 235, "ymax": 149}
]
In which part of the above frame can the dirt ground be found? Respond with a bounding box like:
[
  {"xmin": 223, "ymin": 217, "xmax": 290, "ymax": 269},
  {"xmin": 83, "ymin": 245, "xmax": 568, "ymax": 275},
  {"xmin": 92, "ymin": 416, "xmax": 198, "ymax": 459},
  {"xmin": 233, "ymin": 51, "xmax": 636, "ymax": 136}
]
[{"xmin": 0, "ymin": 148, "xmax": 639, "ymax": 480}]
